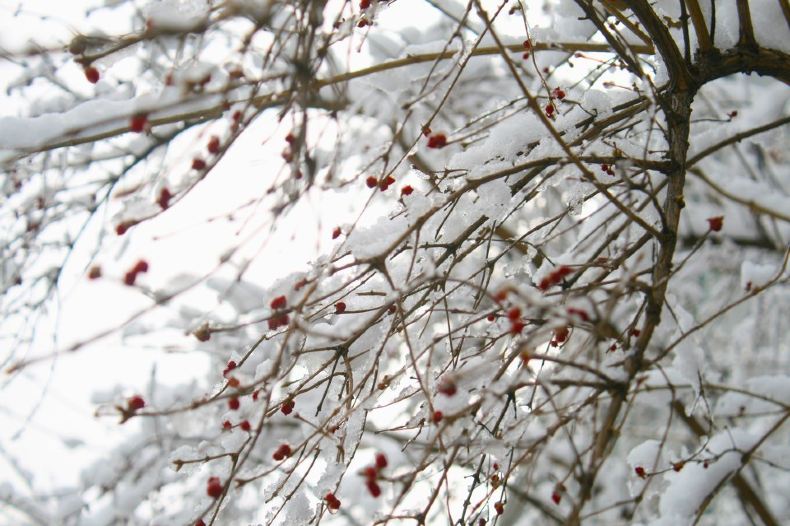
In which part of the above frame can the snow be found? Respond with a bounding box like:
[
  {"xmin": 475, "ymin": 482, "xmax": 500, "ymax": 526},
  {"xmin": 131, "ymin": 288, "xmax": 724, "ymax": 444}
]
[
  {"xmin": 740, "ymin": 260, "xmax": 779, "ymax": 290},
  {"xmin": 653, "ymin": 429, "xmax": 759, "ymax": 525},
  {"xmin": 145, "ymin": 0, "xmax": 209, "ymax": 34}
]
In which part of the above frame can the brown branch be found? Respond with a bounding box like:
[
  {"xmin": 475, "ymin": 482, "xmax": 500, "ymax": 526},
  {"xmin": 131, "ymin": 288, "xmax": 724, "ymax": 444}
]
[
  {"xmin": 736, "ymin": 0, "xmax": 758, "ymax": 49},
  {"xmin": 630, "ymin": 1, "xmax": 692, "ymax": 88},
  {"xmin": 685, "ymin": 0, "xmax": 714, "ymax": 53}
]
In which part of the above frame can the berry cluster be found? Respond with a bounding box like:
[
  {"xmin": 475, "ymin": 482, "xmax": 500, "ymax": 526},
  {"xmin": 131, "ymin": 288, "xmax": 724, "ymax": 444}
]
[
  {"xmin": 268, "ymin": 295, "xmax": 289, "ymax": 330},
  {"xmin": 538, "ymin": 265, "xmax": 573, "ymax": 291},
  {"xmin": 600, "ymin": 163, "xmax": 615, "ymax": 176},
  {"xmin": 360, "ymin": 452, "xmax": 388, "ymax": 497},
  {"xmin": 324, "ymin": 491, "xmax": 341, "ymax": 510},
  {"xmin": 506, "ymin": 306, "xmax": 525, "ymax": 335}
]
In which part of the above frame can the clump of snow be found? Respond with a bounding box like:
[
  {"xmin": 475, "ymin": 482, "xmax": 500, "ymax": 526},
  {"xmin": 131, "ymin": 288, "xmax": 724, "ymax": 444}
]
[
  {"xmin": 347, "ymin": 215, "xmax": 410, "ymax": 260},
  {"xmin": 145, "ymin": 0, "xmax": 209, "ymax": 33},
  {"xmin": 740, "ymin": 260, "xmax": 778, "ymax": 290},
  {"xmin": 581, "ymin": 89, "xmax": 613, "ymax": 117}
]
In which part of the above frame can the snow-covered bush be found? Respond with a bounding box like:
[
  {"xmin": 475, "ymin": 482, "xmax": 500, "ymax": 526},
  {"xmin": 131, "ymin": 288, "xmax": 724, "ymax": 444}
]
[{"xmin": 1, "ymin": 1, "xmax": 788, "ymax": 525}]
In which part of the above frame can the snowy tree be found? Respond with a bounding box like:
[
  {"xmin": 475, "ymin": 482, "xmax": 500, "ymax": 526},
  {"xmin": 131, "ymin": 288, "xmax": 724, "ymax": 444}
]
[{"xmin": 1, "ymin": 1, "xmax": 788, "ymax": 525}]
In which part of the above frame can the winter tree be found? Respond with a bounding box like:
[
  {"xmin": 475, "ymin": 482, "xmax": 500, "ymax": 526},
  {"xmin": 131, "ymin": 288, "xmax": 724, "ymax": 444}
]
[{"xmin": 1, "ymin": 1, "xmax": 788, "ymax": 525}]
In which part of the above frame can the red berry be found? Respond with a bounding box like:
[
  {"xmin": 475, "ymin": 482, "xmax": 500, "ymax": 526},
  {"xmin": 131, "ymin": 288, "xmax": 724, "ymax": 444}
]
[
  {"xmin": 432, "ymin": 410, "xmax": 443, "ymax": 423},
  {"xmin": 223, "ymin": 360, "xmax": 237, "ymax": 376},
  {"xmin": 133, "ymin": 259, "xmax": 149, "ymax": 274},
  {"xmin": 127, "ymin": 395, "xmax": 145, "ymax": 411},
  {"xmin": 507, "ymin": 307, "xmax": 521, "ymax": 321},
  {"xmin": 285, "ymin": 133, "xmax": 296, "ymax": 144},
  {"xmin": 115, "ymin": 220, "xmax": 137, "ymax": 236},
  {"xmin": 270, "ymin": 295, "xmax": 287, "ymax": 310},
  {"xmin": 240, "ymin": 420, "xmax": 251, "ymax": 432},
  {"xmin": 194, "ymin": 324, "xmax": 210, "ymax": 342},
  {"xmin": 274, "ymin": 443, "xmax": 292, "ymax": 459},
  {"xmin": 672, "ymin": 461, "xmax": 685, "ymax": 472},
  {"xmin": 228, "ymin": 397, "xmax": 240, "ymax": 410},
  {"xmin": 630, "ymin": 328, "xmax": 641, "ymax": 337},
  {"xmin": 207, "ymin": 135, "xmax": 220, "ymax": 155},
  {"xmin": 88, "ymin": 265, "xmax": 102, "ymax": 280},
  {"xmin": 252, "ymin": 389, "xmax": 260, "ymax": 401},
  {"xmin": 487, "ymin": 313, "xmax": 496, "ymax": 322},
  {"xmin": 634, "ymin": 466, "xmax": 647, "ymax": 479},
  {"xmin": 281, "ymin": 399, "xmax": 295, "ymax": 415},
  {"xmin": 129, "ymin": 113, "xmax": 148, "ymax": 133},
  {"xmin": 359, "ymin": 0, "xmax": 371, "ymax": 9},
  {"xmin": 123, "ymin": 270, "xmax": 137, "ymax": 286},
  {"xmin": 707, "ymin": 216, "xmax": 724, "ymax": 232},
  {"xmin": 427, "ymin": 133, "xmax": 447, "ymax": 149},
  {"xmin": 325, "ymin": 492, "xmax": 341, "ymax": 510},
  {"xmin": 192, "ymin": 158, "xmax": 207, "ymax": 170},
  {"xmin": 438, "ymin": 377, "xmax": 457, "ymax": 397},
  {"xmin": 566, "ymin": 307, "xmax": 589, "ymax": 322},
  {"xmin": 375, "ymin": 452, "xmax": 388, "ymax": 469},
  {"xmin": 157, "ymin": 187, "xmax": 172, "ymax": 210},
  {"xmin": 334, "ymin": 301, "xmax": 346, "ymax": 314},
  {"xmin": 378, "ymin": 175, "xmax": 395, "ymax": 191},
  {"xmin": 400, "ymin": 185, "xmax": 414, "ymax": 196},
  {"xmin": 227, "ymin": 377, "xmax": 240, "ymax": 388},
  {"xmin": 494, "ymin": 502, "xmax": 504, "ymax": 515},
  {"xmin": 366, "ymin": 176, "xmax": 378, "ymax": 188},
  {"xmin": 551, "ymin": 491, "xmax": 561, "ymax": 505},
  {"xmin": 545, "ymin": 103, "xmax": 555, "ymax": 117},
  {"xmin": 510, "ymin": 320, "xmax": 525, "ymax": 335},
  {"xmin": 366, "ymin": 480, "xmax": 382, "ymax": 497},
  {"xmin": 267, "ymin": 312, "xmax": 289, "ymax": 330},
  {"xmin": 552, "ymin": 87, "xmax": 566, "ymax": 100},
  {"xmin": 362, "ymin": 466, "xmax": 378, "ymax": 481},
  {"xmin": 222, "ymin": 420, "xmax": 232, "ymax": 430},
  {"xmin": 195, "ymin": 520, "xmax": 206, "ymax": 526},
  {"xmin": 332, "ymin": 227, "xmax": 341, "ymax": 239},
  {"xmin": 523, "ymin": 39, "xmax": 532, "ymax": 49},
  {"xmin": 206, "ymin": 477, "xmax": 222, "ymax": 499},
  {"xmin": 84, "ymin": 66, "xmax": 100, "ymax": 84},
  {"xmin": 554, "ymin": 326, "xmax": 570, "ymax": 344},
  {"xmin": 357, "ymin": 17, "xmax": 369, "ymax": 28}
]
